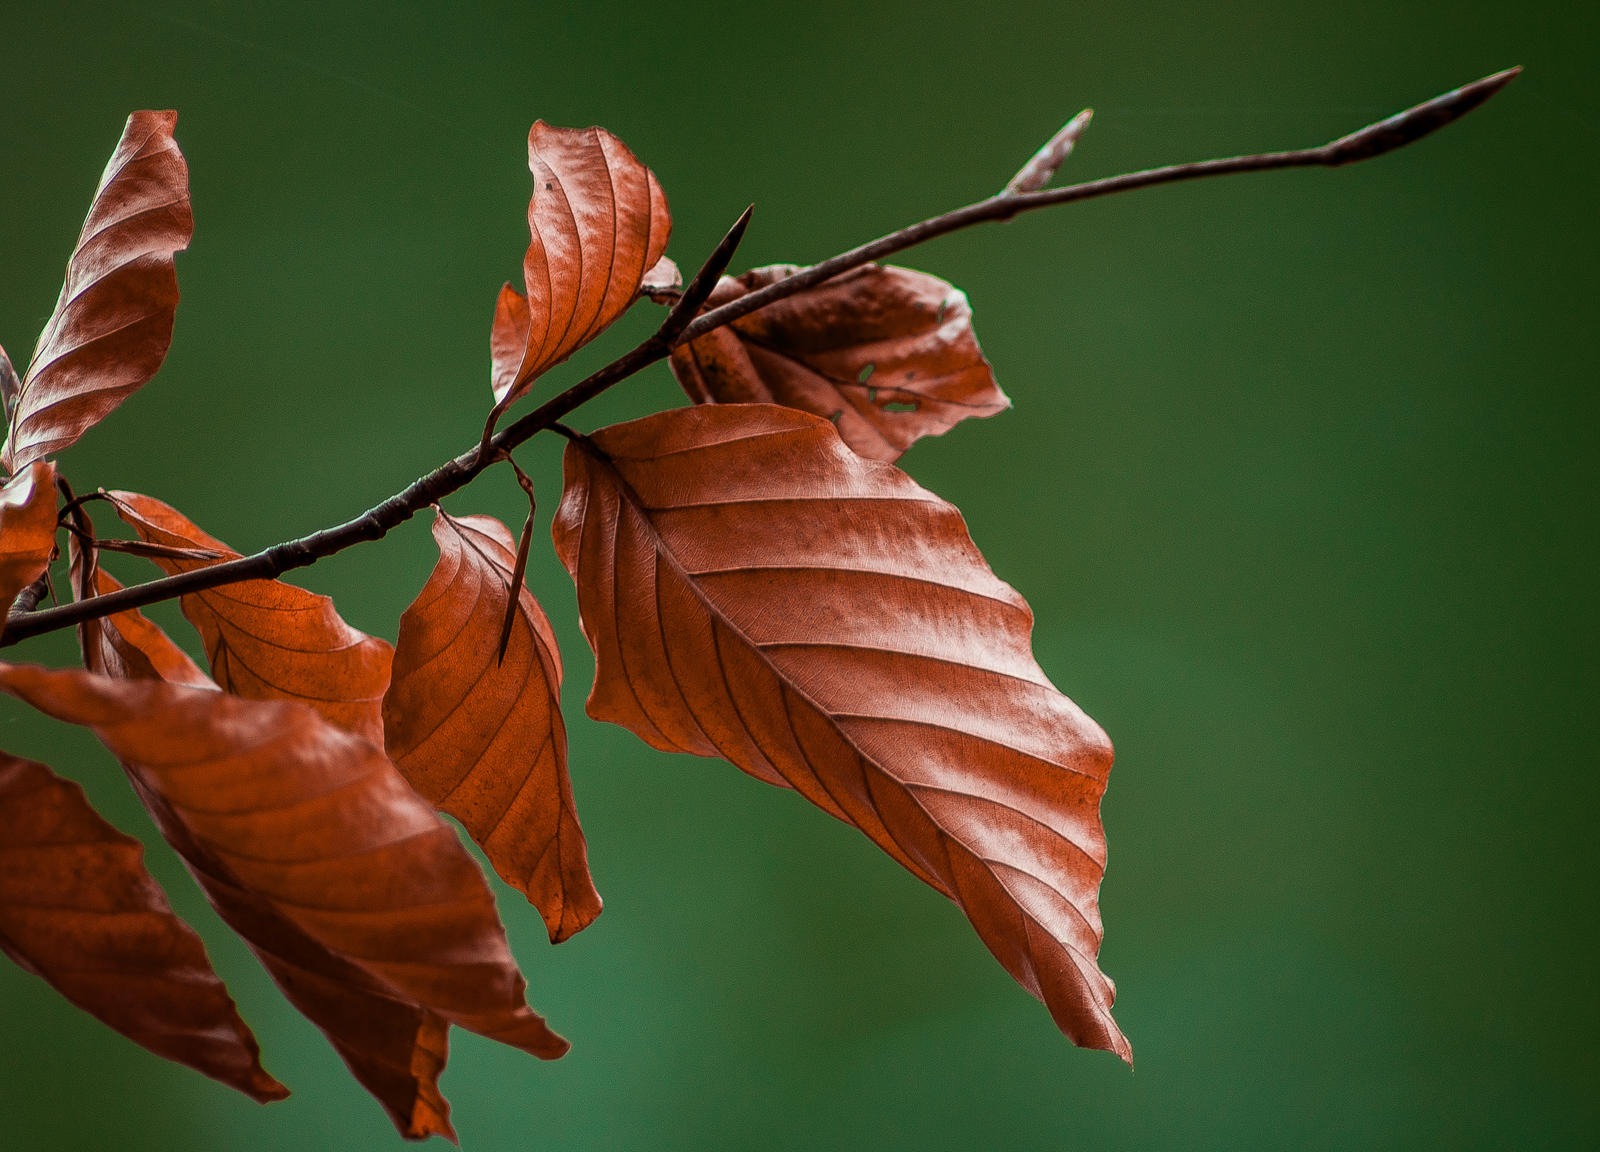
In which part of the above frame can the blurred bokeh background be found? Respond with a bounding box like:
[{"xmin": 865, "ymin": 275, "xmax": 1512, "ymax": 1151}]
[{"xmin": 1, "ymin": 1, "xmax": 1593, "ymax": 1148}]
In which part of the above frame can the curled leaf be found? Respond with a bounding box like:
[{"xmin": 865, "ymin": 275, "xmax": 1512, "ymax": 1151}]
[
  {"xmin": 0, "ymin": 662, "xmax": 569, "ymax": 1130},
  {"xmin": 384, "ymin": 510, "xmax": 599, "ymax": 943},
  {"xmin": 1, "ymin": 111, "xmax": 193, "ymax": 473},
  {"xmin": 108, "ymin": 491, "xmax": 394, "ymax": 746},
  {"xmin": 669, "ymin": 264, "xmax": 1008, "ymax": 462},
  {"xmin": 552, "ymin": 404, "xmax": 1128, "ymax": 1061},
  {"xmin": 0, "ymin": 461, "xmax": 58, "ymax": 621},
  {"xmin": 489, "ymin": 122, "xmax": 672, "ymax": 409},
  {"xmin": 0, "ymin": 748, "xmax": 287, "ymax": 1103}
]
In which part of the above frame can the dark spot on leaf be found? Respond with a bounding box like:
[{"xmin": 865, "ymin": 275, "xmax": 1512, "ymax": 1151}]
[{"xmin": 545, "ymin": 182, "xmax": 553, "ymax": 190}]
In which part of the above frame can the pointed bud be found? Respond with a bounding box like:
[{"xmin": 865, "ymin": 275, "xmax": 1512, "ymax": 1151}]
[{"xmin": 1003, "ymin": 108, "xmax": 1094, "ymax": 196}]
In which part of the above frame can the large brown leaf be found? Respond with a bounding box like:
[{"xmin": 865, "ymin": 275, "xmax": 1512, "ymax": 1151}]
[
  {"xmin": 489, "ymin": 122, "xmax": 671, "ymax": 410},
  {"xmin": 0, "ymin": 461, "xmax": 58, "ymax": 620},
  {"xmin": 70, "ymin": 570, "xmax": 457, "ymax": 1140},
  {"xmin": 1, "ymin": 111, "xmax": 193, "ymax": 474},
  {"xmin": 0, "ymin": 661, "xmax": 569, "ymax": 1137},
  {"xmin": 669, "ymin": 264, "xmax": 1008, "ymax": 462},
  {"xmin": 0, "ymin": 747, "xmax": 287, "ymax": 1103},
  {"xmin": 384, "ymin": 510, "xmax": 599, "ymax": 943},
  {"xmin": 551, "ymin": 403, "xmax": 1128, "ymax": 1060},
  {"xmin": 108, "ymin": 491, "xmax": 393, "ymax": 747}
]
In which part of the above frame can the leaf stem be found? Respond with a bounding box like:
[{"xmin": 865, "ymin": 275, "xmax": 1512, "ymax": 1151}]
[{"xmin": 0, "ymin": 67, "xmax": 1518, "ymax": 647}]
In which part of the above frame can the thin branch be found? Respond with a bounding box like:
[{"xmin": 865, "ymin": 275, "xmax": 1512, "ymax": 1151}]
[
  {"xmin": 0, "ymin": 67, "xmax": 1518, "ymax": 647},
  {"xmin": 679, "ymin": 66, "xmax": 1521, "ymax": 342}
]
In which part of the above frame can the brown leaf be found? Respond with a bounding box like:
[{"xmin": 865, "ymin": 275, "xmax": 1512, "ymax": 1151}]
[
  {"xmin": 108, "ymin": 491, "xmax": 394, "ymax": 747},
  {"xmin": 552, "ymin": 404, "xmax": 1128, "ymax": 1061},
  {"xmin": 1, "ymin": 111, "xmax": 193, "ymax": 474},
  {"xmin": 489, "ymin": 123, "xmax": 671, "ymax": 410},
  {"xmin": 384, "ymin": 510, "xmax": 599, "ymax": 943},
  {"xmin": 75, "ymin": 573, "xmax": 457, "ymax": 1141},
  {"xmin": 70, "ymin": 530, "xmax": 463, "ymax": 1137},
  {"xmin": 0, "ymin": 747, "xmax": 287, "ymax": 1103},
  {"xmin": 668, "ymin": 264, "xmax": 1009, "ymax": 462},
  {"xmin": 73, "ymin": 563, "xmax": 219, "ymax": 690},
  {"xmin": 0, "ymin": 662, "xmax": 570, "ymax": 1132},
  {"xmin": 0, "ymin": 461, "xmax": 58, "ymax": 620}
]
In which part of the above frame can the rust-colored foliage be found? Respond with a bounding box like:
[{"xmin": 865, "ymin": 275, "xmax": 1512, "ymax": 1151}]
[
  {"xmin": 108, "ymin": 491, "xmax": 394, "ymax": 747},
  {"xmin": 0, "ymin": 748, "xmax": 286, "ymax": 1102},
  {"xmin": 385, "ymin": 510, "xmax": 599, "ymax": 942},
  {"xmin": 1, "ymin": 111, "xmax": 192, "ymax": 474},
  {"xmin": 0, "ymin": 85, "xmax": 1338, "ymax": 1134},
  {"xmin": 0, "ymin": 70, "xmax": 1521, "ymax": 1129},
  {"xmin": 72, "ymin": 563, "xmax": 213, "ymax": 689},
  {"xmin": 669, "ymin": 264, "xmax": 1009, "ymax": 461},
  {"xmin": 0, "ymin": 462, "xmax": 58, "ymax": 620},
  {"xmin": 0, "ymin": 659, "xmax": 568, "ymax": 1137},
  {"xmin": 489, "ymin": 122, "xmax": 671, "ymax": 410},
  {"xmin": 66, "ymin": 577, "xmax": 461, "ymax": 1139},
  {"xmin": 552, "ymin": 404, "xmax": 1128, "ymax": 1060}
]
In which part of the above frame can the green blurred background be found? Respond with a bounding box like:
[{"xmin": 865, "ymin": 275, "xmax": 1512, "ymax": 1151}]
[{"xmin": 1, "ymin": 1, "xmax": 1593, "ymax": 1148}]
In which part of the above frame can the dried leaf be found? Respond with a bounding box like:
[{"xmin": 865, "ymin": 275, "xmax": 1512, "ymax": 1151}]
[
  {"xmin": 0, "ymin": 747, "xmax": 287, "ymax": 1103},
  {"xmin": 0, "ymin": 662, "xmax": 570, "ymax": 1133},
  {"xmin": 489, "ymin": 123, "xmax": 671, "ymax": 409},
  {"xmin": 669, "ymin": 264, "xmax": 1009, "ymax": 462},
  {"xmin": 73, "ymin": 563, "xmax": 219, "ymax": 690},
  {"xmin": 384, "ymin": 510, "xmax": 599, "ymax": 943},
  {"xmin": 0, "ymin": 461, "xmax": 58, "ymax": 620},
  {"xmin": 66, "ymin": 565, "xmax": 463, "ymax": 1139},
  {"xmin": 108, "ymin": 491, "xmax": 394, "ymax": 747},
  {"xmin": 1, "ymin": 111, "xmax": 193, "ymax": 473},
  {"xmin": 552, "ymin": 404, "xmax": 1128, "ymax": 1060}
]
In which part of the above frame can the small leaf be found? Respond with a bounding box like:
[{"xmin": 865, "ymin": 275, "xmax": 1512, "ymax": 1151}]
[
  {"xmin": 385, "ymin": 511, "xmax": 599, "ymax": 943},
  {"xmin": 489, "ymin": 123, "xmax": 671, "ymax": 409},
  {"xmin": 669, "ymin": 264, "xmax": 1008, "ymax": 462},
  {"xmin": 1, "ymin": 111, "xmax": 193, "ymax": 473},
  {"xmin": 108, "ymin": 491, "xmax": 394, "ymax": 746},
  {"xmin": 0, "ymin": 747, "xmax": 287, "ymax": 1103},
  {"xmin": 0, "ymin": 461, "xmax": 58, "ymax": 621},
  {"xmin": 0, "ymin": 660, "xmax": 570, "ymax": 1135},
  {"xmin": 553, "ymin": 404, "xmax": 1128, "ymax": 1061},
  {"xmin": 72, "ymin": 561, "xmax": 218, "ymax": 690}
]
